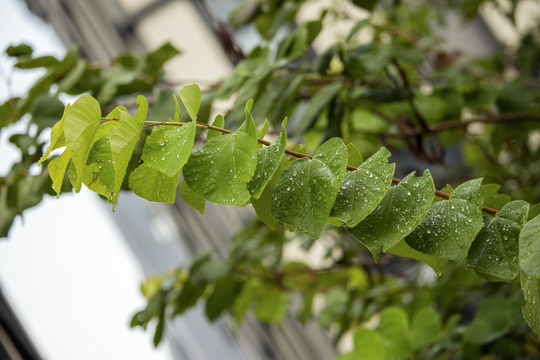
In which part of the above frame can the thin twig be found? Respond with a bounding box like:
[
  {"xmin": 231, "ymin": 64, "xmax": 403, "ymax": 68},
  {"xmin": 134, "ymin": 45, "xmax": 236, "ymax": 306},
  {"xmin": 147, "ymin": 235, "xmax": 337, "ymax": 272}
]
[
  {"xmin": 383, "ymin": 112, "xmax": 540, "ymax": 138},
  {"xmin": 131, "ymin": 119, "xmax": 499, "ymax": 216}
]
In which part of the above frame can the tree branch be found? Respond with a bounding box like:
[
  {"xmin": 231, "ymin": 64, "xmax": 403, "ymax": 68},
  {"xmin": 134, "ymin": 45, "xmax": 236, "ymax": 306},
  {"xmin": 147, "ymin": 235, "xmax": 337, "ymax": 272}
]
[
  {"xmin": 134, "ymin": 119, "xmax": 499, "ymax": 217},
  {"xmin": 383, "ymin": 112, "xmax": 540, "ymax": 138}
]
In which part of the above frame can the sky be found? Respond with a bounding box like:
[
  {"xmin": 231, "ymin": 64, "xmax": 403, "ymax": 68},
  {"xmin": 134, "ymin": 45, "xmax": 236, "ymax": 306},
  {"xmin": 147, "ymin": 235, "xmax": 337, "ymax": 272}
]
[{"xmin": 0, "ymin": 1, "xmax": 174, "ymax": 359}]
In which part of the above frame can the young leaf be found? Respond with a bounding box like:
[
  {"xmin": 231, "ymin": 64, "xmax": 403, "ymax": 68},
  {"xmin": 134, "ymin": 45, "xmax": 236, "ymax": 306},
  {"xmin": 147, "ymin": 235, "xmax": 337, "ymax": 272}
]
[
  {"xmin": 467, "ymin": 200, "xmax": 529, "ymax": 281},
  {"xmin": 140, "ymin": 124, "xmax": 196, "ymax": 177},
  {"xmin": 129, "ymin": 167, "xmax": 180, "ymax": 203},
  {"xmin": 109, "ymin": 96, "xmax": 148, "ymax": 207},
  {"xmin": 251, "ymin": 157, "xmax": 289, "ymax": 229},
  {"xmin": 178, "ymin": 84, "xmax": 201, "ymax": 122},
  {"xmin": 172, "ymin": 94, "xmax": 180, "ymax": 121},
  {"xmin": 247, "ymin": 119, "xmax": 287, "ymax": 198},
  {"xmin": 258, "ymin": 119, "xmax": 271, "ymax": 139},
  {"xmin": 346, "ymin": 170, "xmax": 434, "ymax": 260},
  {"xmin": 207, "ymin": 114, "xmax": 224, "ymax": 140},
  {"xmin": 83, "ymin": 136, "xmax": 115, "ymax": 197},
  {"xmin": 178, "ymin": 180, "xmax": 205, "ymax": 214},
  {"xmin": 272, "ymin": 138, "xmax": 347, "ymax": 239},
  {"xmin": 128, "ymin": 121, "xmax": 195, "ymax": 203},
  {"xmin": 183, "ymin": 111, "xmax": 258, "ymax": 206},
  {"xmin": 331, "ymin": 147, "xmax": 395, "ymax": 227},
  {"xmin": 238, "ymin": 99, "xmax": 258, "ymax": 140},
  {"xmin": 346, "ymin": 143, "xmax": 363, "ymax": 167},
  {"xmin": 48, "ymin": 149, "xmax": 71, "ymax": 197},
  {"xmin": 406, "ymin": 178, "xmax": 484, "ymax": 264},
  {"xmin": 64, "ymin": 96, "xmax": 101, "ymax": 192}
]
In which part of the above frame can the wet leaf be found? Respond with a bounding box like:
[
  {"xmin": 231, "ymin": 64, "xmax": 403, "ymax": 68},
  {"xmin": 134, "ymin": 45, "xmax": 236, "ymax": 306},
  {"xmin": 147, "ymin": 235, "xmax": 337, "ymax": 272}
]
[
  {"xmin": 467, "ymin": 200, "xmax": 529, "ymax": 281},
  {"xmin": 64, "ymin": 95, "xmax": 101, "ymax": 192},
  {"xmin": 519, "ymin": 214, "xmax": 540, "ymax": 278},
  {"xmin": 183, "ymin": 105, "xmax": 258, "ymax": 206},
  {"xmin": 248, "ymin": 119, "xmax": 287, "ymax": 198},
  {"xmin": 178, "ymin": 180, "xmax": 205, "ymax": 214},
  {"xmin": 332, "ymin": 147, "xmax": 395, "ymax": 227},
  {"xmin": 347, "ymin": 170, "xmax": 434, "ymax": 260},
  {"xmin": 109, "ymin": 96, "xmax": 147, "ymax": 207},
  {"xmin": 406, "ymin": 179, "xmax": 484, "ymax": 264},
  {"xmin": 272, "ymin": 138, "xmax": 347, "ymax": 238}
]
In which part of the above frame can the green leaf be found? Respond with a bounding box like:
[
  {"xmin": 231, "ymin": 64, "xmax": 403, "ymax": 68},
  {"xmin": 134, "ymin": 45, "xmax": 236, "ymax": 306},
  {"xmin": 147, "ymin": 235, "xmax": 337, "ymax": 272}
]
[
  {"xmin": 519, "ymin": 214, "xmax": 540, "ymax": 278},
  {"xmin": 331, "ymin": 147, "xmax": 395, "ymax": 227},
  {"xmin": 295, "ymin": 83, "xmax": 342, "ymax": 136},
  {"xmin": 387, "ymin": 239, "xmax": 447, "ymax": 274},
  {"xmin": 313, "ymin": 138, "xmax": 348, "ymax": 183},
  {"xmin": 178, "ymin": 180, "xmax": 205, "ymax": 214},
  {"xmin": 247, "ymin": 119, "xmax": 287, "ymax": 198},
  {"xmin": 129, "ymin": 111, "xmax": 195, "ymax": 202},
  {"xmin": 178, "ymin": 84, "xmax": 201, "ymax": 122},
  {"xmin": 467, "ymin": 200, "xmax": 529, "ymax": 281},
  {"xmin": 254, "ymin": 288, "xmax": 288, "ymax": 324},
  {"xmin": 145, "ymin": 42, "xmax": 180, "ymax": 79},
  {"xmin": 482, "ymin": 184, "xmax": 511, "ymax": 210},
  {"xmin": 183, "ymin": 116, "xmax": 258, "ymax": 206},
  {"xmin": 346, "ymin": 143, "xmax": 363, "ymax": 167},
  {"xmin": 272, "ymin": 138, "xmax": 347, "ymax": 239},
  {"xmin": 153, "ymin": 307, "xmax": 165, "ymax": 347},
  {"xmin": 48, "ymin": 150, "xmax": 71, "ymax": 197},
  {"xmin": 520, "ymin": 270, "xmax": 540, "ymax": 337},
  {"xmin": 206, "ymin": 277, "xmax": 239, "ymax": 322},
  {"xmin": 129, "ymin": 166, "xmax": 179, "ymax": 203},
  {"xmin": 141, "ymin": 124, "xmax": 195, "ymax": 176},
  {"xmin": 411, "ymin": 307, "xmax": 441, "ymax": 350},
  {"xmin": 190, "ymin": 259, "xmax": 230, "ymax": 285},
  {"xmin": 347, "ymin": 170, "xmax": 435, "ymax": 259},
  {"xmin": 405, "ymin": 178, "xmax": 484, "ymax": 264},
  {"xmin": 64, "ymin": 95, "xmax": 101, "ymax": 192},
  {"xmin": 31, "ymin": 95, "xmax": 64, "ymax": 133},
  {"xmin": 172, "ymin": 94, "xmax": 180, "ymax": 122},
  {"xmin": 38, "ymin": 104, "xmax": 71, "ymax": 166},
  {"xmin": 0, "ymin": 99, "xmax": 18, "ymax": 129},
  {"xmin": 6, "ymin": 43, "xmax": 33, "ymax": 57},
  {"xmin": 238, "ymin": 99, "xmax": 258, "ymax": 140},
  {"xmin": 14, "ymin": 56, "xmax": 59, "ymax": 69},
  {"xmin": 207, "ymin": 114, "xmax": 224, "ymax": 140},
  {"xmin": 529, "ymin": 202, "xmax": 540, "ymax": 221},
  {"xmin": 377, "ymin": 307, "xmax": 413, "ymax": 360},
  {"xmin": 342, "ymin": 328, "xmax": 383, "ymax": 360},
  {"xmin": 83, "ymin": 136, "xmax": 115, "ymax": 197},
  {"xmin": 57, "ymin": 59, "xmax": 87, "ymax": 93},
  {"xmin": 258, "ymin": 119, "xmax": 271, "ymax": 139},
  {"xmin": 351, "ymin": 0, "xmax": 379, "ymax": 11},
  {"xmin": 109, "ymin": 96, "xmax": 147, "ymax": 207},
  {"xmin": 233, "ymin": 280, "xmax": 262, "ymax": 322},
  {"xmin": 252, "ymin": 157, "xmax": 289, "ymax": 229},
  {"xmin": 464, "ymin": 296, "xmax": 522, "ymax": 344}
]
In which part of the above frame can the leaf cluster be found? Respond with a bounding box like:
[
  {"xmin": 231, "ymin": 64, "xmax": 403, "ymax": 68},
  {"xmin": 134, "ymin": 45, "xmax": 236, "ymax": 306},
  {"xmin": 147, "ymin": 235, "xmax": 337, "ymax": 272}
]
[
  {"xmin": 0, "ymin": 42, "xmax": 179, "ymax": 236},
  {"xmin": 37, "ymin": 83, "xmax": 540, "ymax": 345}
]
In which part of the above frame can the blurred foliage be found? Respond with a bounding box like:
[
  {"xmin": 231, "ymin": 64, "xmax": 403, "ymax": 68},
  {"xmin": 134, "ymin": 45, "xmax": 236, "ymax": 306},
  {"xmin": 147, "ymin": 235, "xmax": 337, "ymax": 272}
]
[
  {"xmin": 3, "ymin": 0, "xmax": 540, "ymax": 359},
  {"xmin": 0, "ymin": 42, "xmax": 179, "ymax": 236}
]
